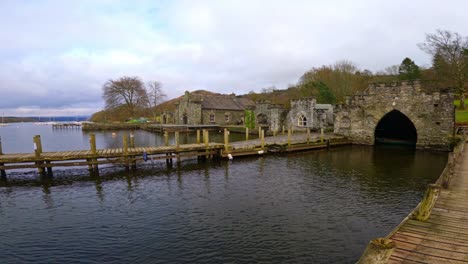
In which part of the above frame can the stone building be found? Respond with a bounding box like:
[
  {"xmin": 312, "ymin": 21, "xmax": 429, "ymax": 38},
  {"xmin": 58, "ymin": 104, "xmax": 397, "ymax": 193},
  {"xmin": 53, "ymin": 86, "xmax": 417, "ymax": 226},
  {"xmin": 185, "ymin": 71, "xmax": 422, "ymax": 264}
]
[
  {"xmin": 286, "ymin": 98, "xmax": 334, "ymax": 131},
  {"xmin": 174, "ymin": 92, "xmax": 255, "ymax": 125},
  {"xmin": 334, "ymin": 81, "xmax": 455, "ymax": 150},
  {"xmin": 254, "ymin": 100, "xmax": 288, "ymax": 132}
]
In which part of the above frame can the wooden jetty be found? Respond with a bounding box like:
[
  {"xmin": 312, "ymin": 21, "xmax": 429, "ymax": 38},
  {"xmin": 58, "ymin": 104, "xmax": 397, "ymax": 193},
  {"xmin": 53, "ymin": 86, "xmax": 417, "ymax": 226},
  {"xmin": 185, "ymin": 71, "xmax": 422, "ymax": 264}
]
[
  {"xmin": 358, "ymin": 140, "xmax": 468, "ymax": 264},
  {"xmin": 0, "ymin": 128, "xmax": 349, "ymax": 178}
]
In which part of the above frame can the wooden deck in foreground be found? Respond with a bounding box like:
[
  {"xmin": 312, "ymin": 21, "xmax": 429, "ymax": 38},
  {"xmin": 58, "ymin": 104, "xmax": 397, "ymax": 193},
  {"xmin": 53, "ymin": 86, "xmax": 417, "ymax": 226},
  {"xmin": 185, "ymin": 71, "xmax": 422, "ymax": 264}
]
[{"xmin": 386, "ymin": 145, "xmax": 468, "ymax": 263}]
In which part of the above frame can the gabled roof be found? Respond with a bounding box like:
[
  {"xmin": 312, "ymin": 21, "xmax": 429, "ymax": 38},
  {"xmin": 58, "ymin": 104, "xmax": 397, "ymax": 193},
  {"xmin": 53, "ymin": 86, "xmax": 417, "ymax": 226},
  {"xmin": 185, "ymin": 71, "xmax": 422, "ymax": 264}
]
[{"xmin": 201, "ymin": 95, "xmax": 255, "ymax": 111}]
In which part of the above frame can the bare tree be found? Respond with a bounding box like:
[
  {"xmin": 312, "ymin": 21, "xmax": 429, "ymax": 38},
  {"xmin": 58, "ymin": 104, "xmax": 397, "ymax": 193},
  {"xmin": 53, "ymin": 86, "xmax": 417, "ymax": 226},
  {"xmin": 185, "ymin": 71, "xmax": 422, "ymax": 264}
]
[
  {"xmin": 418, "ymin": 29, "xmax": 468, "ymax": 109},
  {"xmin": 145, "ymin": 81, "xmax": 167, "ymax": 120},
  {"xmin": 102, "ymin": 76, "xmax": 147, "ymax": 118}
]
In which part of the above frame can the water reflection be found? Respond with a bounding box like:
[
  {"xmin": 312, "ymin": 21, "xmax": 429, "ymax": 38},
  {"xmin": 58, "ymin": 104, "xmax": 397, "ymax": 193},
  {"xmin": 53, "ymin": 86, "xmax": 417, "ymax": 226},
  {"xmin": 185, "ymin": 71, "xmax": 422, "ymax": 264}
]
[{"xmin": 0, "ymin": 145, "xmax": 447, "ymax": 263}]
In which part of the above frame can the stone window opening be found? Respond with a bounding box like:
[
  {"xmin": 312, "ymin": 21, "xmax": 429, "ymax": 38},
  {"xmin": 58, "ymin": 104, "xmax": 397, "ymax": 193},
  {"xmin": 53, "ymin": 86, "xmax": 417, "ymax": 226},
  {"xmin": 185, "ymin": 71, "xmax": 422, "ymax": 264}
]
[
  {"xmin": 224, "ymin": 114, "xmax": 230, "ymax": 122},
  {"xmin": 209, "ymin": 114, "xmax": 215, "ymax": 123},
  {"xmin": 298, "ymin": 114, "xmax": 307, "ymax": 127}
]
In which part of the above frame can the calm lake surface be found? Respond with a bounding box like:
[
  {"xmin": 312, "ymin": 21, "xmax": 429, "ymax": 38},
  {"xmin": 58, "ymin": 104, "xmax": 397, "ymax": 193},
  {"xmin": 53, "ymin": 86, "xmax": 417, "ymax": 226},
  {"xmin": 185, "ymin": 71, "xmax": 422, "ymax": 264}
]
[{"xmin": 0, "ymin": 123, "xmax": 447, "ymax": 263}]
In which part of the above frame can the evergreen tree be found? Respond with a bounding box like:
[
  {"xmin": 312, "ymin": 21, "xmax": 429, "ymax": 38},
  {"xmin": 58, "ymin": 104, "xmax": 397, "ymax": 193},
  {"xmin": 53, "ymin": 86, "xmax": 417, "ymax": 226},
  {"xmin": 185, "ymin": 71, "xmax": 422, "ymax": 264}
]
[{"xmin": 398, "ymin": 57, "xmax": 421, "ymax": 80}]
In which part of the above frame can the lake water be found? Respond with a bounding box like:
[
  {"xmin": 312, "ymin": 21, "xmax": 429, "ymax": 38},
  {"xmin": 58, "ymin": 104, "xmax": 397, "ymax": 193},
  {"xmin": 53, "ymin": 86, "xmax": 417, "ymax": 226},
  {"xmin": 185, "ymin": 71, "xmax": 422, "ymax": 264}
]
[{"xmin": 0, "ymin": 123, "xmax": 447, "ymax": 263}]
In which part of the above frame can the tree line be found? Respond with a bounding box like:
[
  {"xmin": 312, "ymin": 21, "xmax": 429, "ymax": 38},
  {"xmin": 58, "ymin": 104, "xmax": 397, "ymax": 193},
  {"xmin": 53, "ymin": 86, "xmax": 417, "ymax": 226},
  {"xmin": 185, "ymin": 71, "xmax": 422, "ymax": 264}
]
[
  {"xmin": 249, "ymin": 29, "xmax": 468, "ymax": 109},
  {"xmin": 94, "ymin": 29, "xmax": 468, "ymax": 122}
]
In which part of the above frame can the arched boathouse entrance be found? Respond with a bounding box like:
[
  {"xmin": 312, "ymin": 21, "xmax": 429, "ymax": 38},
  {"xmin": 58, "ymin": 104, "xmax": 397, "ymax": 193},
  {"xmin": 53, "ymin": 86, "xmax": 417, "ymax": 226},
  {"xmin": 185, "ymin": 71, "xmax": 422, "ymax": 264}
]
[{"xmin": 374, "ymin": 110, "xmax": 417, "ymax": 146}]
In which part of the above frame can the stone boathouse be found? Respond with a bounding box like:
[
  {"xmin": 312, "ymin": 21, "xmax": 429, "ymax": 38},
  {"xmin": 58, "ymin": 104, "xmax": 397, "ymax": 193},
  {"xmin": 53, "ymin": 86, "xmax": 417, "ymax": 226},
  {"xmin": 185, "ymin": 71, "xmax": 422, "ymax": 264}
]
[{"xmin": 334, "ymin": 80, "xmax": 455, "ymax": 150}]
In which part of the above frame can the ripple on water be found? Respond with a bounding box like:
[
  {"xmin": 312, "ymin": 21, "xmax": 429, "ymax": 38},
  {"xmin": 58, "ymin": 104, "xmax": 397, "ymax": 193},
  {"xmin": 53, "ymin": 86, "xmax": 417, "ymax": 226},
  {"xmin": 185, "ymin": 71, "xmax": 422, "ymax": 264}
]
[{"xmin": 0, "ymin": 145, "xmax": 446, "ymax": 263}]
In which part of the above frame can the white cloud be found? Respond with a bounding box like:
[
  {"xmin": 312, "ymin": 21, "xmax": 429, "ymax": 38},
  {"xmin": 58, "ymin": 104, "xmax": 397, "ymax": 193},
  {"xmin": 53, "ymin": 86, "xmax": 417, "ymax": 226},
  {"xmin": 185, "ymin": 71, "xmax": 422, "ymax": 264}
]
[{"xmin": 1, "ymin": 0, "xmax": 468, "ymax": 116}]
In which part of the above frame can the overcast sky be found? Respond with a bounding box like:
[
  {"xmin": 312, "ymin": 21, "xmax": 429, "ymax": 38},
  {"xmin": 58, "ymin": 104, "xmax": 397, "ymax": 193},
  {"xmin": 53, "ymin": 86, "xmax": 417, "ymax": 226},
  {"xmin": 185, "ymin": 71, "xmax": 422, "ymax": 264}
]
[{"xmin": 1, "ymin": 0, "xmax": 467, "ymax": 116}]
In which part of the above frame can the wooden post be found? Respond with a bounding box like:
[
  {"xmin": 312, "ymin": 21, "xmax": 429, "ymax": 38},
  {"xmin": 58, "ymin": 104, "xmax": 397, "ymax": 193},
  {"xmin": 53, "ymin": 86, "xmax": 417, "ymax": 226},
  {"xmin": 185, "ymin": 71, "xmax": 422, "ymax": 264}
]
[
  {"xmin": 261, "ymin": 129, "xmax": 265, "ymax": 150},
  {"xmin": 287, "ymin": 129, "xmax": 291, "ymax": 147},
  {"xmin": 164, "ymin": 131, "xmax": 169, "ymax": 146},
  {"xmin": 224, "ymin": 128, "xmax": 229, "ymax": 151},
  {"xmin": 357, "ymin": 238, "xmax": 395, "ymax": 264},
  {"xmin": 203, "ymin": 130, "xmax": 209, "ymax": 147},
  {"xmin": 123, "ymin": 133, "xmax": 129, "ymax": 171},
  {"xmin": 196, "ymin": 130, "xmax": 201, "ymax": 144},
  {"xmin": 412, "ymin": 184, "xmax": 441, "ymax": 221},
  {"xmin": 245, "ymin": 127, "xmax": 249, "ymax": 141},
  {"xmin": 89, "ymin": 133, "xmax": 98, "ymax": 174},
  {"xmin": 0, "ymin": 136, "xmax": 5, "ymax": 179},
  {"xmin": 282, "ymin": 125, "xmax": 285, "ymax": 135},
  {"xmin": 175, "ymin": 131, "xmax": 180, "ymax": 148},
  {"xmin": 307, "ymin": 128, "xmax": 310, "ymax": 144},
  {"xmin": 273, "ymin": 129, "xmax": 276, "ymax": 137},
  {"xmin": 130, "ymin": 132, "xmax": 136, "ymax": 170},
  {"xmin": 33, "ymin": 135, "xmax": 45, "ymax": 176},
  {"xmin": 258, "ymin": 128, "xmax": 261, "ymax": 139},
  {"xmin": 321, "ymin": 128, "xmax": 324, "ymax": 143}
]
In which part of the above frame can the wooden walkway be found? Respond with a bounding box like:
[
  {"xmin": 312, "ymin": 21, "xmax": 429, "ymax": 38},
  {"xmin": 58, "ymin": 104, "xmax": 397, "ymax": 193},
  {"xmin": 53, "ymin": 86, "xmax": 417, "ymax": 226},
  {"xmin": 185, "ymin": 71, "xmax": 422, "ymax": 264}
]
[
  {"xmin": 0, "ymin": 130, "xmax": 350, "ymax": 177},
  {"xmin": 386, "ymin": 144, "xmax": 468, "ymax": 263}
]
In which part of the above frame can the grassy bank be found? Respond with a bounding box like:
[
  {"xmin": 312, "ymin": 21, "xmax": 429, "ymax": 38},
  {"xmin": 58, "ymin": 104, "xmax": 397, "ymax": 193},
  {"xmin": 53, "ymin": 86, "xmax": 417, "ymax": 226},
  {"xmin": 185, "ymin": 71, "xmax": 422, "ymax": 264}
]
[{"xmin": 455, "ymin": 100, "xmax": 468, "ymax": 123}]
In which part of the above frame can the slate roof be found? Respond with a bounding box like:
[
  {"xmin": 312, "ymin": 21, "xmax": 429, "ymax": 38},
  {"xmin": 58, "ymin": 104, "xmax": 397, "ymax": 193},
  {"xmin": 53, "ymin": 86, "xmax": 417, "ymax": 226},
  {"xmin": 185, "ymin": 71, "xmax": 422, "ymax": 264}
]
[{"xmin": 201, "ymin": 95, "xmax": 255, "ymax": 111}]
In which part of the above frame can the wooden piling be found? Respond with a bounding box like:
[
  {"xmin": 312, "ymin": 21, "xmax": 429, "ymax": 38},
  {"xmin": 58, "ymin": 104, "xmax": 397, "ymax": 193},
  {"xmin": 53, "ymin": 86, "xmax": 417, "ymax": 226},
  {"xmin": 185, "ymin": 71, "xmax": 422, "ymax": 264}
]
[
  {"xmin": 130, "ymin": 132, "xmax": 136, "ymax": 170},
  {"xmin": 224, "ymin": 128, "xmax": 229, "ymax": 151},
  {"xmin": 412, "ymin": 184, "xmax": 441, "ymax": 221},
  {"xmin": 245, "ymin": 127, "xmax": 249, "ymax": 141},
  {"xmin": 123, "ymin": 133, "xmax": 129, "ymax": 171},
  {"xmin": 33, "ymin": 135, "xmax": 45, "ymax": 176},
  {"xmin": 175, "ymin": 131, "xmax": 180, "ymax": 148},
  {"xmin": 357, "ymin": 238, "xmax": 395, "ymax": 264},
  {"xmin": 261, "ymin": 129, "xmax": 265, "ymax": 150},
  {"xmin": 89, "ymin": 134, "xmax": 98, "ymax": 174},
  {"xmin": 196, "ymin": 130, "xmax": 201, "ymax": 144},
  {"xmin": 321, "ymin": 128, "xmax": 324, "ymax": 143},
  {"xmin": 0, "ymin": 136, "xmax": 5, "ymax": 179},
  {"xmin": 164, "ymin": 131, "xmax": 169, "ymax": 146}
]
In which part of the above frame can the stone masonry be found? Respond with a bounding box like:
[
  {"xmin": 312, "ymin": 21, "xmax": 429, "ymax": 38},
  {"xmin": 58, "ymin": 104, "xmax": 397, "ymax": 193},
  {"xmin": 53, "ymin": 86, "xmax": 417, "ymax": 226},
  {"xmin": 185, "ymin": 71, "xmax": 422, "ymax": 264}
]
[{"xmin": 334, "ymin": 81, "xmax": 455, "ymax": 150}]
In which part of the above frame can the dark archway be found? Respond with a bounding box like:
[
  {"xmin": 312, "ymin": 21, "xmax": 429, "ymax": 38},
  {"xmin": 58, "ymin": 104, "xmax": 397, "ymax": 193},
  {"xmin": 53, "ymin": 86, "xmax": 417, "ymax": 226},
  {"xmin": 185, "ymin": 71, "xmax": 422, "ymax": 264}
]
[
  {"xmin": 182, "ymin": 113, "xmax": 188, "ymax": 125},
  {"xmin": 375, "ymin": 110, "xmax": 417, "ymax": 146},
  {"xmin": 257, "ymin": 113, "xmax": 268, "ymax": 125}
]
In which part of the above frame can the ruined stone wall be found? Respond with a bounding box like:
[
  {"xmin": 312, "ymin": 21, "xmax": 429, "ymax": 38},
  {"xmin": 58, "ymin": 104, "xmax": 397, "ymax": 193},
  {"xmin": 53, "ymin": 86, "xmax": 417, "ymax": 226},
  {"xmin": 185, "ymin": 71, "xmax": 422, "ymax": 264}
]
[
  {"xmin": 334, "ymin": 81, "xmax": 455, "ymax": 150},
  {"xmin": 286, "ymin": 98, "xmax": 319, "ymax": 130}
]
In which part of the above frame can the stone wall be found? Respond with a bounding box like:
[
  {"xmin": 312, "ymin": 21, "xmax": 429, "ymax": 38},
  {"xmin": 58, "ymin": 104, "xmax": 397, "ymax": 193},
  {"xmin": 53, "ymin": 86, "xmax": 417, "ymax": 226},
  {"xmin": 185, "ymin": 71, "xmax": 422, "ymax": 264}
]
[
  {"xmin": 253, "ymin": 101, "xmax": 287, "ymax": 131},
  {"xmin": 201, "ymin": 109, "xmax": 245, "ymax": 125},
  {"xmin": 334, "ymin": 81, "xmax": 455, "ymax": 150},
  {"xmin": 286, "ymin": 98, "xmax": 333, "ymax": 130},
  {"xmin": 174, "ymin": 92, "xmax": 202, "ymax": 125}
]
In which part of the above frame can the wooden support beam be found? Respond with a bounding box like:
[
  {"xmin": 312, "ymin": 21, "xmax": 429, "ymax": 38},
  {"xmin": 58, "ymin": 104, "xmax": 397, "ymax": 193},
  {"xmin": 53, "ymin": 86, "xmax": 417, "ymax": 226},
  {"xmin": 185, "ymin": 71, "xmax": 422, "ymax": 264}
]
[{"xmin": 321, "ymin": 128, "xmax": 324, "ymax": 143}]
